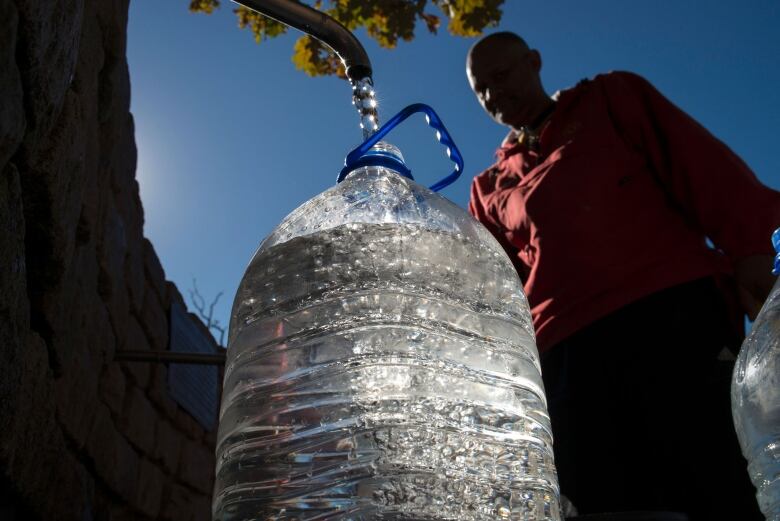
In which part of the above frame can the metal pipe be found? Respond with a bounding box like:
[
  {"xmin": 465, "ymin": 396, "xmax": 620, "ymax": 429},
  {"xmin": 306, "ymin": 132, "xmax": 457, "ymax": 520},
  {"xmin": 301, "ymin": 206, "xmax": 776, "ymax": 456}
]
[
  {"xmin": 231, "ymin": 0, "xmax": 379, "ymax": 138},
  {"xmin": 232, "ymin": 0, "xmax": 371, "ymax": 82},
  {"xmin": 115, "ymin": 350, "xmax": 226, "ymax": 365}
]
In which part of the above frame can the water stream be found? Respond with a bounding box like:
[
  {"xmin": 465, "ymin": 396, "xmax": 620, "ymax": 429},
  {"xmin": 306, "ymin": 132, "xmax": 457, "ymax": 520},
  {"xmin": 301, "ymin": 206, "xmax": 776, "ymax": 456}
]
[{"xmin": 352, "ymin": 77, "xmax": 379, "ymax": 139}]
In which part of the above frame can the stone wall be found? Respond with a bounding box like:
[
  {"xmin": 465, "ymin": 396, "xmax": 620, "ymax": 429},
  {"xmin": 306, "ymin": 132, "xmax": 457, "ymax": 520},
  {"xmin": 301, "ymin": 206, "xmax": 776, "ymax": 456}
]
[{"xmin": 0, "ymin": 0, "xmax": 218, "ymax": 519}]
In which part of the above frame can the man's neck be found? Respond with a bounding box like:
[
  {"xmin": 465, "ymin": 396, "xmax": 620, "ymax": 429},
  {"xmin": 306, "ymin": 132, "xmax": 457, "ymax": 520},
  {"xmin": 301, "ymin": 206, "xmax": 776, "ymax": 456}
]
[
  {"xmin": 526, "ymin": 98, "xmax": 556, "ymax": 131},
  {"xmin": 509, "ymin": 99, "xmax": 557, "ymax": 140}
]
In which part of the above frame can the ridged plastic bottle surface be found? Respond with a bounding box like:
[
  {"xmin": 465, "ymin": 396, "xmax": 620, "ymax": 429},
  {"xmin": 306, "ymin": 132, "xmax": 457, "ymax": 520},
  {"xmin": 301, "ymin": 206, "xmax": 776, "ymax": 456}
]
[
  {"xmin": 732, "ymin": 276, "xmax": 780, "ymax": 520},
  {"xmin": 213, "ymin": 162, "xmax": 561, "ymax": 520}
]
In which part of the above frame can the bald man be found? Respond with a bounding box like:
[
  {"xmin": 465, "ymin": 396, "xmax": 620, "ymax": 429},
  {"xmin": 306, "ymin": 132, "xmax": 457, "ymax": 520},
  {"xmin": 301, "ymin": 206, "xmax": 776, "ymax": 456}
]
[{"xmin": 466, "ymin": 32, "xmax": 778, "ymax": 520}]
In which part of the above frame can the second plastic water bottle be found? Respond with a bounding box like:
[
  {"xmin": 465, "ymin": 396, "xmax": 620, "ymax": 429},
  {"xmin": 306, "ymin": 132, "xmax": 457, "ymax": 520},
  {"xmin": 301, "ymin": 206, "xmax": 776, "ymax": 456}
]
[{"xmin": 732, "ymin": 230, "xmax": 780, "ymax": 521}]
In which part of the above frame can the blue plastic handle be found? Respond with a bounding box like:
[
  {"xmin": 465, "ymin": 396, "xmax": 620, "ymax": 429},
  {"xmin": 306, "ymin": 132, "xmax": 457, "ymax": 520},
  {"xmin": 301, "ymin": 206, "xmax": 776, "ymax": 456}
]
[
  {"xmin": 338, "ymin": 103, "xmax": 464, "ymax": 192},
  {"xmin": 772, "ymin": 227, "xmax": 780, "ymax": 276}
]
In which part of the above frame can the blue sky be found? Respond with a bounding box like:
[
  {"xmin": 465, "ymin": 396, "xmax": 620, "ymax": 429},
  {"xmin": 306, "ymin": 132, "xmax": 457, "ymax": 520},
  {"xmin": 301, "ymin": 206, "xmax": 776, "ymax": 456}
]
[{"xmin": 128, "ymin": 1, "xmax": 780, "ymax": 341}]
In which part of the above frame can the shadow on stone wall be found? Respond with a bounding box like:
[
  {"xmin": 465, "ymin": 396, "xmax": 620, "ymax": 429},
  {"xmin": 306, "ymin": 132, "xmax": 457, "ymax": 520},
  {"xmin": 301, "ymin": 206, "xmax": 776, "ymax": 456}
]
[{"xmin": 1, "ymin": 1, "xmax": 218, "ymax": 519}]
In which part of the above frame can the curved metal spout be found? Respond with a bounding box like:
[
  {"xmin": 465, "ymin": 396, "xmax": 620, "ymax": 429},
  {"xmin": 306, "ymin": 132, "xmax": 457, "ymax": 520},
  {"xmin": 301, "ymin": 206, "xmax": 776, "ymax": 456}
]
[
  {"xmin": 233, "ymin": 0, "xmax": 379, "ymax": 137},
  {"xmin": 233, "ymin": 0, "xmax": 372, "ymax": 82}
]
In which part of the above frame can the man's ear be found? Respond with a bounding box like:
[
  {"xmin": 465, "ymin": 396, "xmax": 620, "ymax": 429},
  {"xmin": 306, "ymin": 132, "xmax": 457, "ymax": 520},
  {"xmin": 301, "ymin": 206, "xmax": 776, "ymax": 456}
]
[{"xmin": 528, "ymin": 49, "xmax": 542, "ymax": 72}]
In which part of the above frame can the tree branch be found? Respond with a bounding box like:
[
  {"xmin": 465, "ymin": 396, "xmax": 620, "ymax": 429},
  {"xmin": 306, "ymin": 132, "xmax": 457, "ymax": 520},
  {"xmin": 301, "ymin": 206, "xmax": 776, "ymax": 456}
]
[{"xmin": 189, "ymin": 278, "xmax": 227, "ymax": 347}]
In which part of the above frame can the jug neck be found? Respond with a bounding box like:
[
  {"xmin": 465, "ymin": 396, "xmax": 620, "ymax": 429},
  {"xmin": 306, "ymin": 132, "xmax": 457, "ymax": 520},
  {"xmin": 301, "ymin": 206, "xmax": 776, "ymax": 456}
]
[{"xmin": 339, "ymin": 141, "xmax": 413, "ymax": 183}]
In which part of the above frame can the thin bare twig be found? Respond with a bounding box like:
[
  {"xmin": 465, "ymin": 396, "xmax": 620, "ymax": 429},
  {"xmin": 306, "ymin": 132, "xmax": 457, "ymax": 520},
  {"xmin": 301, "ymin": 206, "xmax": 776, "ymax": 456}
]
[{"xmin": 189, "ymin": 278, "xmax": 226, "ymax": 347}]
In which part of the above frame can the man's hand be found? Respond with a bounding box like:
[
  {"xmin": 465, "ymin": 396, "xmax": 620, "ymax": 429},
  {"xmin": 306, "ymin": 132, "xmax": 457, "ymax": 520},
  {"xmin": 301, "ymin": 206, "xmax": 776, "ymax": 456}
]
[{"xmin": 735, "ymin": 255, "xmax": 777, "ymax": 320}]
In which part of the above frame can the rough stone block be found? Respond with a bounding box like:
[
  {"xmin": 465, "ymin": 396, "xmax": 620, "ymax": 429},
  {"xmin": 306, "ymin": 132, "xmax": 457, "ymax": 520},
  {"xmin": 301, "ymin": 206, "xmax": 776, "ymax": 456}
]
[
  {"xmin": 0, "ymin": 164, "xmax": 30, "ymax": 441},
  {"xmin": 103, "ymin": 276, "xmax": 131, "ymax": 354},
  {"xmin": 174, "ymin": 407, "xmax": 206, "ymax": 442},
  {"xmin": 40, "ymin": 251, "xmax": 105, "ymax": 380},
  {"xmin": 142, "ymin": 238, "xmax": 166, "ymax": 305},
  {"xmin": 71, "ymin": 8, "xmax": 102, "ymax": 250},
  {"xmin": 2, "ymin": 333, "xmax": 57, "ymax": 507},
  {"xmin": 125, "ymin": 232, "xmax": 145, "ymax": 315},
  {"xmin": 3, "ymin": 337, "xmax": 95, "ymax": 521},
  {"xmin": 160, "ymin": 483, "xmax": 209, "ymax": 521},
  {"xmin": 86, "ymin": 404, "xmax": 139, "ymax": 502},
  {"xmin": 0, "ymin": 165, "xmax": 26, "ymax": 298},
  {"xmin": 120, "ymin": 386, "xmax": 156, "ymax": 455},
  {"xmin": 148, "ymin": 364, "xmax": 177, "ymax": 419},
  {"xmin": 17, "ymin": 447, "xmax": 95, "ymax": 521},
  {"xmin": 139, "ymin": 283, "xmax": 168, "ymax": 352},
  {"xmin": 20, "ymin": 87, "xmax": 87, "ymax": 321},
  {"xmin": 0, "ymin": 0, "xmax": 25, "ymax": 168},
  {"xmin": 55, "ymin": 362, "xmax": 100, "ymax": 450},
  {"xmin": 153, "ymin": 418, "xmax": 183, "ymax": 475},
  {"xmin": 123, "ymin": 312, "xmax": 150, "ymax": 351},
  {"xmin": 120, "ymin": 315, "xmax": 150, "ymax": 388},
  {"xmin": 115, "ymin": 434, "xmax": 142, "ymax": 504},
  {"xmin": 111, "ymin": 115, "xmax": 142, "ymax": 233},
  {"xmin": 133, "ymin": 459, "xmax": 164, "ymax": 519},
  {"xmin": 108, "ymin": 504, "xmax": 147, "ymax": 521},
  {"xmin": 177, "ymin": 439, "xmax": 215, "ymax": 495},
  {"xmin": 59, "ymin": 295, "xmax": 106, "ymax": 373},
  {"xmin": 97, "ymin": 202, "xmax": 131, "ymax": 347},
  {"xmin": 87, "ymin": 296, "xmax": 117, "ymax": 372},
  {"xmin": 97, "ymin": 201, "xmax": 127, "ymax": 300},
  {"xmin": 92, "ymin": 489, "xmax": 114, "ymax": 521},
  {"xmin": 190, "ymin": 493, "xmax": 212, "ymax": 521},
  {"xmin": 166, "ymin": 280, "xmax": 186, "ymax": 310},
  {"xmin": 15, "ymin": 0, "xmax": 83, "ymax": 144},
  {"xmin": 97, "ymin": 48, "xmax": 130, "ymax": 126},
  {"xmin": 99, "ymin": 361, "xmax": 126, "ymax": 415},
  {"xmin": 51, "ymin": 240, "xmax": 103, "ymax": 367},
  {"xmin": 203, "ymin": 428, "xmax": 217, "ymax": 450},
  {"xmin": 40, "ymin": 449, "xmax": 94, "ymax": 521}
]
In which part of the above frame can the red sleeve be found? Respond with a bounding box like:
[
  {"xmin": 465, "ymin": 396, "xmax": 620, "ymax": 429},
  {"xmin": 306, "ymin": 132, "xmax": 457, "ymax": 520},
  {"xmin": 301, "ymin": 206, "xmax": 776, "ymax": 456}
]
[
  {"xmin": 601, "ymin": 71, "xmax": 780, "ymax": 261},
  {"xmin": 469, "ymin": 171, "xmax": 530, "ymax": 282}
]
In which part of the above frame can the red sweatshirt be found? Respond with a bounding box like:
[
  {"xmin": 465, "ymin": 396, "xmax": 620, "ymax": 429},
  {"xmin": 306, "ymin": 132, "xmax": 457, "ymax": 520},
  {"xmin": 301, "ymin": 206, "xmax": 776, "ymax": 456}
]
[{"xmin": 469, "ymin": 71, "xmax": 780, "ymax": 352}]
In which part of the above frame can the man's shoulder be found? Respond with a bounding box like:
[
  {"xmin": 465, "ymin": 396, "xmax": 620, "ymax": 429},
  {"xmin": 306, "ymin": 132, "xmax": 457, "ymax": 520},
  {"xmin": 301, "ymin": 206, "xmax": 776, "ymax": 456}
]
[
  {"xmin": 590, "ymin": 70, "xmax": 656, "ymax": 93},
  {"xmin": 567, "ymin": 70, "xmax": 650, "ymax": 92},
  {"xmin": 555, "ymin": 71, "xmax": 657, "ymax": 113}
]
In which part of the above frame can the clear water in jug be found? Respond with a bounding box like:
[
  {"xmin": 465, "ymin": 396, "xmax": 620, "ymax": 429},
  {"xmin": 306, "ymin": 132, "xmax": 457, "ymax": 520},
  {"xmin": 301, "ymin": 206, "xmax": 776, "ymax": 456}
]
[{"xmin": 213, "ymin": 144, "xmax": 561, "ymax": 520}]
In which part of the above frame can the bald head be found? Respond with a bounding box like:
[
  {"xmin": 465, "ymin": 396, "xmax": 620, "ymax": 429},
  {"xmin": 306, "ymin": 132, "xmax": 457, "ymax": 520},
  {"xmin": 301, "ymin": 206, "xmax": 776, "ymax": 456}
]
[
  {"xmin": 467, "ymin": 32, "xmax": 530, "ymax": 67},
  {"xmin": 466, "ymin": 32, "xmax": 550, "ymax": 131}
]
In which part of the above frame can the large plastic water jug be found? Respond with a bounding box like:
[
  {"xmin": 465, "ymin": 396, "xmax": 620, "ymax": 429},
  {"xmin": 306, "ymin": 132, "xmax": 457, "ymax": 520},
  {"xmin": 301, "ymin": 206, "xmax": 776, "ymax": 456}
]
[
  {"xmin": 213, "ymin": 105, "xmax": 561, "ymax": 520},
  {"xmin": 732, "ymin": 229, "xmax": 780, "ymax": 521}
]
